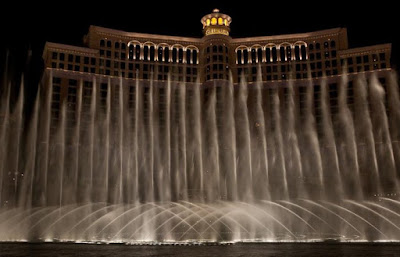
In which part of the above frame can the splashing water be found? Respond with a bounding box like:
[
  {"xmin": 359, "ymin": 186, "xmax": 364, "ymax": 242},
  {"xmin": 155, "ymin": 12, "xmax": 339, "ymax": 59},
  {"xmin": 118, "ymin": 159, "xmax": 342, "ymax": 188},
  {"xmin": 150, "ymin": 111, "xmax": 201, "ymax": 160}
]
[{"xmin": 0, "ymin": 69, "xmax": 399, "ymax": 243}]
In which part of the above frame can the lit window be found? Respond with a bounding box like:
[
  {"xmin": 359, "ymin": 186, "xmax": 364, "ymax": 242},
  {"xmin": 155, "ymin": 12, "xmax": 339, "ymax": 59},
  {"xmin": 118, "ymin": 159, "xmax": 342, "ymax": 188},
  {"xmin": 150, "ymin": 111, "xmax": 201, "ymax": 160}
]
[
  {"xmin": 206, "ymin": 19, "xmax": 211, "ymax": 26},
  {"xmin": 211, "ymin": 18, "xmax": 217, "ymax": 25},
  {"xmin": 218, "ymin": 18, "xmax": 223, "ymax": 25},
  {"xmin": 224, "ymin": 19, "xmax": 228, "ymax": 26}
]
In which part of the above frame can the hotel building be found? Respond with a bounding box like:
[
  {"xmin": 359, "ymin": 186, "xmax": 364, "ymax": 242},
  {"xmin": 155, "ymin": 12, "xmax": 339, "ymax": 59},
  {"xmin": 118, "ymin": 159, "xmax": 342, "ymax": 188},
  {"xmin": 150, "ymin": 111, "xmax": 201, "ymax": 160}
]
[{"xmin": 40, "ymin": 8, "xmax": 395, "ymax": 145}]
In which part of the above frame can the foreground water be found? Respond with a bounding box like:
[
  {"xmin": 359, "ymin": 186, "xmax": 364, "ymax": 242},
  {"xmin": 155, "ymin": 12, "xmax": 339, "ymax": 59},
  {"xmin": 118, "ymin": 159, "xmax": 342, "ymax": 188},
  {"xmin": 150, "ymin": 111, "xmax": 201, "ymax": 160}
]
[{"xmin": 1, "ymin": 243, "xmax": 400, "ymax": 257}]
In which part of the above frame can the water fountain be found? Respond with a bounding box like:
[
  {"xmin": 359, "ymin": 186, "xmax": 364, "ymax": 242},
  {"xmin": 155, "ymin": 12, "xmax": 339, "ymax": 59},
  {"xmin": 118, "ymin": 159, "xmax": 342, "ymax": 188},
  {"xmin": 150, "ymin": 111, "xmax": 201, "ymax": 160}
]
[{"xmin": 0, "ymin": 69, "xmax": 399, "ymax": 244}]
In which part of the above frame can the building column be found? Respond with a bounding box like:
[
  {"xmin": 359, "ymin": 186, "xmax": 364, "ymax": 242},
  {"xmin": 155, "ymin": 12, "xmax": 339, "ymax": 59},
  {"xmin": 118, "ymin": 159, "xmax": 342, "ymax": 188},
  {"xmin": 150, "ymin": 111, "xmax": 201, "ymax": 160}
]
[{"xmin": 262, "ymin": 47, "xmax": 267, "ymax": 63}]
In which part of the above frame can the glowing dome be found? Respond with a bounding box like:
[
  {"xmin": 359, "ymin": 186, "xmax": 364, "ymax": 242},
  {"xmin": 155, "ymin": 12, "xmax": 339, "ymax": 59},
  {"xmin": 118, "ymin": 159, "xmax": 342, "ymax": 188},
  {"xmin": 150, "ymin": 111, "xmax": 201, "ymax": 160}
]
[{"xmin": 201, "ymin": 9, "xmax": 232, "ymax": 36}]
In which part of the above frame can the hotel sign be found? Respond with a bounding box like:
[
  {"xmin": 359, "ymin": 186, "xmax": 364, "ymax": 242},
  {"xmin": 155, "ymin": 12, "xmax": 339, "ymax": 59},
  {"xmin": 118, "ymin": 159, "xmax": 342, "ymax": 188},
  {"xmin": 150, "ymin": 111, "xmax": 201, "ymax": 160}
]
[{"xmin": 205, "ymin": 28, "xmax": 229, "ymax": 36}]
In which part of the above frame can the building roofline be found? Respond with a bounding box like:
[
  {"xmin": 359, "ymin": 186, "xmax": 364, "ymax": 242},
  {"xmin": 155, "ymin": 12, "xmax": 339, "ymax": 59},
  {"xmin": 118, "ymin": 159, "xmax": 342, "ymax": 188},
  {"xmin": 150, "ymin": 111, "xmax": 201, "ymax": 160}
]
[
  {"xmin": 338, "ymin": 43, "xmax": 392, "ymax": 56},
  {"xmin": 88, "ymin": 25, "xmax": 203, "ymax": 43},
  {"xmin": 43, "ymin": 42, "xmax": 98, "ymax": 59},
  {"xmin": 231, "ymin": 28, "xmax": 346, "ymax": 44}
]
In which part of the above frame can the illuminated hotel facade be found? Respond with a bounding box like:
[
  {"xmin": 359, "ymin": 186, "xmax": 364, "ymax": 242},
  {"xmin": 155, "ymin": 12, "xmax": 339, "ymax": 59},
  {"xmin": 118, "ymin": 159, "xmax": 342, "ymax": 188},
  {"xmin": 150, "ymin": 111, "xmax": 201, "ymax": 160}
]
[
  {"xmin": 43, "ymin": 9, "xmax": 391, "ymax": 83},
  {"xmin": 41, "ymin": 9, "xmax": 393, "ymax": 134}
]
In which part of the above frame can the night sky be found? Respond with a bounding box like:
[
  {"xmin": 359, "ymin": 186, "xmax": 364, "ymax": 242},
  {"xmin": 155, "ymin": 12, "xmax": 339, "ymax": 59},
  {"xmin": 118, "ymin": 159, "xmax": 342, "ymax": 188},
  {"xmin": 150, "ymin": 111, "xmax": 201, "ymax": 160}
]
[{"xmin": 0, "ymin": 0, "xmax": 398, "ymax": 90}]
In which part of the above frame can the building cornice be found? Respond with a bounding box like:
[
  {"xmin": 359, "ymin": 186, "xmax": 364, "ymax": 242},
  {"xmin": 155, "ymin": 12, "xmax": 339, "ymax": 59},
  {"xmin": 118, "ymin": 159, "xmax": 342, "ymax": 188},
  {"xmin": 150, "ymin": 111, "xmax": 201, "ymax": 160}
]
[
  {"xmin": 43, "ymin": 42, "xmax": 98, "ymax": 59},
  {"xmin": 89, "ymin": 25, "xmax": 203, "ymax": 45},
  {"xmin": 338, "ymin": 43, "xmax": 392, "ymax": 57},
  {"xmin": 230, "ymin": 28, "xmax": 346, "ymax": 45}
]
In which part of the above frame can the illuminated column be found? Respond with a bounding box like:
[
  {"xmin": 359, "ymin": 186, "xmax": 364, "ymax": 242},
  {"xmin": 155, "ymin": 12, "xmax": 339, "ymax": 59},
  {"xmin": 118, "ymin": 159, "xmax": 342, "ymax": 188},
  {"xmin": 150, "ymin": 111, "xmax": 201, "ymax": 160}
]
[
  {"xmin": 262, "ymin": 47, "xmax": 267, "ymax": 63},
  {"xmin": 305, "ymin": 44, "xmax": 309, "ymax": 60},
  {"xmin": 291, "ymin": 45, "xmax": 296, "ymax": 61},
  {"xmin": 285, "ymin": 47, "xmax": 288, "ymax": 62},
  {"xmin": 270, "ymin": 47, "xmax": 273, "ymax": 63},
  {"xmin": 140, "ymin": 44, "xmax": 144, "ymax": 61},
  {"xmin": 277, "ymin": 46, "xmax": 281, "ymax": 62}
]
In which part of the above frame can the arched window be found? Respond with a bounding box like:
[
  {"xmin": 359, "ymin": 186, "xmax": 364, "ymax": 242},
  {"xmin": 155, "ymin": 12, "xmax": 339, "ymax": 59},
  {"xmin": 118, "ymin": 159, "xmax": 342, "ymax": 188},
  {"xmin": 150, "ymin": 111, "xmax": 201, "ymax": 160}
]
[
  {"xmin": 149, "ymin": 46, "xmax": 155, "ymax": 61},
  {"xmin": 280, "ymin": 46, "xmax": 286, "ymax": 62},
  {"xmin": 213, "ymin": 45, "xmax": 218, "ymax": 53},
  {"xmin": 295, "ymin": 45, "xmax": 300, "ymax": 60},
  {"xmin": 100, "ymin": 40, "xmax": 105, "ymax": 47},
  {"xmin": 129, "ymin": 44, "xmax": 134, "ymax": 60},
  {"xmin": 186, "ymin": 49, "xmax": 192, "ymax": 64},
  {"xmin": 330, "ymin": 40, "xmax": 336, "ymax": 48},
  {"xmin": 301, "ymin": 45, "xmax": 307, "ymax": 60},
  {"xmin": 158, "ymin": 47, "xmax": 163, "ymax": 62},
  {"xmin": 178, "ymin": 49, "xmax": 184, "ymax": 63},
  {"xmin": 193, "ymin": 50, "xmax": 198, "ymax": 64},
  {"xmin": 143, "ymin": 45, "xmax": 149, "ymax": 61},
  {"xmin": 121, "ymin": 43, "xmax": 126, "ymax": 50},
  {"xmin": 251, "ymin": 49, "xmax": 257, "ymax": 63},
  {"xmin": 272, "ymin": 47, "xmax": 277, "ymax": 62},
  {"xmin": 257, "ymin": 48, "xmax": 263, "ymax": 63},
  {"xmin": 172, "ymin": 48, "xmax": 178, "ymax": 62},
  {"xmin": 135, "ymin": 45, "xmax": 141, "ymax": 60},
  {"xmin": 237, "ymin": 50, "xmax": 242, "ymax": 64},
  {"xmin": 164, "ymin": 47, "xmax": 170, "ymax": 62},
  {"xmin": 115, "ymin": 42, "xmax": 120, "ymax": 49},
  {"xmin": 218, "ymin": 45, "xmax": 223, "ymax": 53},
  {"xmin": 243, "ymin": 49, "xmax": 249, "ymax": 64},
  {"xmin": 286, "ymin": 46, "xmax": 292, "ymax": 61},
  {"xmin": 107, "ymin": 40, "xmax": 112, "ymax": 48}
]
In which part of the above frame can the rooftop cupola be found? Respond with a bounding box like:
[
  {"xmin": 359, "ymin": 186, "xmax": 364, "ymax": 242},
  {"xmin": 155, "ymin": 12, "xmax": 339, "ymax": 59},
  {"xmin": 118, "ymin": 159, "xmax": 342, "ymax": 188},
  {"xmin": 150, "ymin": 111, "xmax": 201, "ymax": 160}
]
[{"xmin": 201, "ymin": 9, "xmax": 232, "ymax": 36}]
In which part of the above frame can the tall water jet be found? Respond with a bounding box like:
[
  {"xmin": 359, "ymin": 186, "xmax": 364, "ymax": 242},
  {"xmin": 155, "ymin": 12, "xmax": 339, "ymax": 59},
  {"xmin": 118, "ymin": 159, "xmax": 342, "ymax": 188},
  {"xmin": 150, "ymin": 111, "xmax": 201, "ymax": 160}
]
[
  {"xmin": 176, "ymin": 82, "xmax": 188, "ymax": 201},
  {"xmin": 7, "ymin": 77, "xmax": 24, "ymax": 207},
  {"xmin": 387, "ymin": 72, "xmax": 400, "ymax": 182},
  {"xmin": 188, "ymin": 81, "xmax": 203, "ymax": 201},
  {"xmin": 225, "ymin": 76, "xmax": 238, "ymax": 201},
  {"xmin": 336, "ymin": 72, "xmax": 362, "ymax": 200},
  {"xmin": 17, "ymin": 87, "xmax": 39, "ymax": 209},
  {"xmin": 353, "ymin": 74, "xmax": 380, "ymax": 196},
  {"xmin": 0, "ymin": 83, "xmax": 10, "ymax": 207},
  {"xmin": 320, "ymin": 77, "xmax": 342, "ymax": 200},
  {"xmin": 270, "ymin": 87, "xmax": 288, "ymax": 200},
  {"xmin": 369, "ymin": 74, "xmax": 398, "ymax": 194},
  {"xmin": 283, "ymin": 79, "xmax": 304, "ymax": 199},
  {"xmin": 252, "ymin": 70, "xmax": 270, "ymax": 200},
  {"xmin": 236, "ymin": 77, "xmax": 253, "ymax": 202},
  {"xmin": 203, "ymin": 83, "xmax": 220, "ymax": 202},
  {"xmin": 301, "ymin": 80, "xmax": 323, "ymax": 198}
]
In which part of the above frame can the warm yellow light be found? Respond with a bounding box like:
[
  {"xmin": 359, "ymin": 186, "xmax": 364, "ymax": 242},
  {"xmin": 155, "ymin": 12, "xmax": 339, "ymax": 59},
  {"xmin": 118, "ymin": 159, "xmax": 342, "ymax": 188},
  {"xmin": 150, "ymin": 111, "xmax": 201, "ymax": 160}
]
[
  {"xmin": 206, "ymin": 19, "xmax": 211, "ymax": 26},
  {"xmin": 218, "ymin": 18, "xmax": 223, "ymax": 25},
  {"xmin": 211, "ymin": 17, "xmax": 217, "ymax": 25},
  {"xmin": 224, "ymin": 19, "xmax": 228, "ymax": 26}
]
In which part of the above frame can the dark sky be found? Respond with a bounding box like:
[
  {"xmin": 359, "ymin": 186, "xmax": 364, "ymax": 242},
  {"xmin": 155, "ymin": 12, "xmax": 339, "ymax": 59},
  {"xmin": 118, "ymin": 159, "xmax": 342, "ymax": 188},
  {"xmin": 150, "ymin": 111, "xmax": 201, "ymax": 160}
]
[{"xmin": 1, "ymin": 0, "xmax": 398, "ymax": 86}]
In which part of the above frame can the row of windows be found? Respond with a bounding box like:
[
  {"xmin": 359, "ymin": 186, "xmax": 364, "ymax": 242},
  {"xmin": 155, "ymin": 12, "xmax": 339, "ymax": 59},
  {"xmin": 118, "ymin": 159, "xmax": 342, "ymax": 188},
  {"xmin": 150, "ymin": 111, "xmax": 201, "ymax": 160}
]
[
  {"xmin": 206, "ymin": 45, "xmax": 229, "ymax": 54},
  {"xmin": 127, "ymin": 45, "xmax": 199, "ymax": 64},
  {"xmin": 309, "ymin": 41, "xmax": 336, "ymax": 51},
  {"xmin": 52, "ymin": 52, "xmax": 96, "ymax": 65},
  {"xmin": 236, "ymin": 45, "xmax": 308, "ymax": 64},
  {"xmin": 341, "ymin": 53, "xmax": 386, "ymax": 65},
  {"xmin": 100, "ymin": 40, "xmax": 127, "ymax": 50}
]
